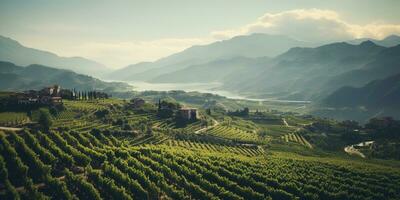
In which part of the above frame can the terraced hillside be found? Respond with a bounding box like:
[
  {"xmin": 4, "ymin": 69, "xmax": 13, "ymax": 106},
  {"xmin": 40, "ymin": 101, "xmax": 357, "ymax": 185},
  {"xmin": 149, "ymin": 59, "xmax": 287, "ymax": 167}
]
[
  {"xmin": 0, "ymin": 99, "xmax": 399, "ymax": 200},
  {"xmin": 281, "ymin": 133, "xmax": 313, "ymax": 149}
]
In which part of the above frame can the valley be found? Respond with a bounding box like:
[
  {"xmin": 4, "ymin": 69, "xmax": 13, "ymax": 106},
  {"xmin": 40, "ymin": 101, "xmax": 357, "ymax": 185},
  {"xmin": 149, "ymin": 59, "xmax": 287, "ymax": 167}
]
[
  {"xmin": 0, "ymin": 87, "xmax": 399, "ymax": 199},
  {"xmin": 1, "ymin": 2, "xmax": 400, "ymax": 198}
]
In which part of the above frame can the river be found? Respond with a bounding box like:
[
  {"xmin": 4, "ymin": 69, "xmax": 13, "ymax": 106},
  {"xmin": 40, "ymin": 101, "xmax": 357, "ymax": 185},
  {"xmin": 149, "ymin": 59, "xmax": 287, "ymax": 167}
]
[{"xmin": 111, "ymin": 80, "xmax": 311, "ymax": 103}]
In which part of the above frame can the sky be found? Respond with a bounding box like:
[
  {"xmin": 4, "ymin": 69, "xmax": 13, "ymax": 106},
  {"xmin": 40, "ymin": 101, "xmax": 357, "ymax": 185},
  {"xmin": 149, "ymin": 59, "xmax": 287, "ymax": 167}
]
[{"xmin": 1, "ymin": 0, "xmax": 400, "ymax": 68}]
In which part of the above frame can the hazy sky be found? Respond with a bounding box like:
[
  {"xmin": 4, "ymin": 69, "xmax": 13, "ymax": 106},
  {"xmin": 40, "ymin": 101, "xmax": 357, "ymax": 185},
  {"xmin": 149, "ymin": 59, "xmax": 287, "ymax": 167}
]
[{"xmin": 1, "ymin": 0, "xmax": 400, "ymax": 68}]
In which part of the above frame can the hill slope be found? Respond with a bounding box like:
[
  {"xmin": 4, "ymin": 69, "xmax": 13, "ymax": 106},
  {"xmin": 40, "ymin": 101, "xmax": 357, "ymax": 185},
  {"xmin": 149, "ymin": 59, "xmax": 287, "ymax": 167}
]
[
  {"xmin": 0, "ymin": 61, "xmax": 130, "ymax": 92},
  {"xmin": 324, "ymin": 73, "xmax": 400, "ymax": 108},
  {"xmin": 0, "ymin": 35, "xmax": 109, "ymax": 77},
  {"xmin": 151, "ymin": 56, "xmax": 270, "ymax": 83}
]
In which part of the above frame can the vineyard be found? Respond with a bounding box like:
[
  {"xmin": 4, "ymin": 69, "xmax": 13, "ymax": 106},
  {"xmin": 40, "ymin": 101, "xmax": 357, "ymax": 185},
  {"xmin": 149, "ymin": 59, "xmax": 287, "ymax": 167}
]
[
  {"xmin": 281, "ymin": 133, "xmax": 313, "ymax": 149},
  {"xmin": 0, "ymin": 99, "xmax": 400, "ymax": 199},
  {"xmin": 1, "ymin": 129, "xmax": 399, "ymax": 200},
  {"xmin": 0, "ymin": 112, "xmax": 29, "ymax": 126},
  {"xmin": 206, "ymin": 125, "xmax": 262, "ymax": 144},
  {"xmin": 165, "ymin": 139, "xmax": 265, "ymax": 157}
]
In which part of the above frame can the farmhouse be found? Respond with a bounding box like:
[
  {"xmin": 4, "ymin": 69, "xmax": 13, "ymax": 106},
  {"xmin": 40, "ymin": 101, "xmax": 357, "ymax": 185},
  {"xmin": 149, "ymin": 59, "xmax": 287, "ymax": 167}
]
[
  {"xmin": 41, "ymin": 85, "xmax": 61, "ymax": 97},
  {"xmin": 15, "ymin": 85, "xmax": 64, "ymax": 105}
]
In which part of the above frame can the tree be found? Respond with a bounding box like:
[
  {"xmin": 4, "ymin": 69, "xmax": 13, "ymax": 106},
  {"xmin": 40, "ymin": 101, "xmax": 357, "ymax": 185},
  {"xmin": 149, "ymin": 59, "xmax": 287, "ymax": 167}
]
[{"xmin": 38, "ymin": 109, "xmax": 52, "ymax": 131}]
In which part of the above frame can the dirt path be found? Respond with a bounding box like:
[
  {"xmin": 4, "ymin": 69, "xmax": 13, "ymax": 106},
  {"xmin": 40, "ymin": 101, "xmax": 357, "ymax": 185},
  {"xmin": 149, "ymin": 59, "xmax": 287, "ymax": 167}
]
[
  {"xmin": 195, "ymin": 118, "xmax": 219, "ymax": 134},
  {"xmin": 0, "ymin": 126, "xmax": 23, "ymax": 131},
  {"xmin": 282, "ymin": 118, "xmax": 289, "ymax": 127}
]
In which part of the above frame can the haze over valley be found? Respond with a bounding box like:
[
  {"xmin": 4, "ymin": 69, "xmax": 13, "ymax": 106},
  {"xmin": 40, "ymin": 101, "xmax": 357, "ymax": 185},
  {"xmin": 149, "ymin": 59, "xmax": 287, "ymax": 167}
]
[{"xmin": 1, "ymin": 1, "xmax": 400, "ymax": 199}]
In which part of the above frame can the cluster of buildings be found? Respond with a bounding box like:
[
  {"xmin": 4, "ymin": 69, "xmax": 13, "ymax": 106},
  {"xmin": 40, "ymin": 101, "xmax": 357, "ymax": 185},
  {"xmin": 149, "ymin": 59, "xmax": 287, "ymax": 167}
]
[{"xmin": 17, "ymin": 85, "xmax": 65, "ymax": 105}]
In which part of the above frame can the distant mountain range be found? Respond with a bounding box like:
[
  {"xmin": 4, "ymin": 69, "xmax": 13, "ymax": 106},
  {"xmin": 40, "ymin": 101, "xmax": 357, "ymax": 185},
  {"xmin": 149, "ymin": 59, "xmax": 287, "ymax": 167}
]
[
  {"xmin": 323, "ymin": 73, "xmax": 400, "ymax": 109},
  {"xmin": 107, "ymin": 34, "xmax": 400, "ymax": 84},
  {"xmin": 0, "ymin": 35, "xmax": 110, "ymax": 77},
  {"xmin": 105, "ymin": 33, "xmax": 400, "ymax": 121},
  {"xmin": 105, "ymin": 33, "xmax": 315, "ymax": 81},
  {"xmin": 348, "ymin": 35, "xmax": 400, "ymax": 47},
  {"xmin": 224, "ymin": 41, "xmax": 393, "ymax": 99},
  {"xmin": 313, "ymin": 73, "xmax": 400, "ymax": 122},
  {"xmin": 149, "ymin": 39, "xmax": 400, "ymax": 102},
  {"xmin": 2, "ymin": 33, "xmax": 400, "ymax": 122},
  {"xmin": 0, "ymin": 61, "xmax": 131, "ymax": 92}
]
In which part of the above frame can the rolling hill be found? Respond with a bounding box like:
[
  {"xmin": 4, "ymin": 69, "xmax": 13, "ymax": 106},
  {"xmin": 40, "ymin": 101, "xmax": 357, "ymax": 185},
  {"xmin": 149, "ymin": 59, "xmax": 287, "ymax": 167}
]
[
  {"xmin": 312, "ymin": 73, "xmax": 400, "ymax": 122},
  {"xmin": 0, "ymin": 61, "xmax": 131, "ymax": 92},
  {"xmin": 0, "ymin": 35, "xmax": 110, "ymax": 77}
]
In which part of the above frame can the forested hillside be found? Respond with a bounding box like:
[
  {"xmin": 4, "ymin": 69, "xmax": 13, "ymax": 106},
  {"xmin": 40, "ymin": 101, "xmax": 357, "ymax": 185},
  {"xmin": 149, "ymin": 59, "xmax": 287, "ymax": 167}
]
[{"xmin": 0, "ymin": 61, "xmax": 131, "ymax": 92}]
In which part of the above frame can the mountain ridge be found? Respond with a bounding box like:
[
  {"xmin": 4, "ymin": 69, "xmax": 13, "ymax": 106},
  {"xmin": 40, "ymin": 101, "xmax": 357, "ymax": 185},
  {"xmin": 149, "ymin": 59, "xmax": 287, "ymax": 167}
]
[
  {"xmin": 0, "ymin": 61, "xmax": 130, "ymax": 92},
  {"xmin": 105, "ymin": 33, "xmax": 315, "ymax": 81},
  {"xmin": 0, "ymin": 35, "xmax": 110, "ymax": 77}
]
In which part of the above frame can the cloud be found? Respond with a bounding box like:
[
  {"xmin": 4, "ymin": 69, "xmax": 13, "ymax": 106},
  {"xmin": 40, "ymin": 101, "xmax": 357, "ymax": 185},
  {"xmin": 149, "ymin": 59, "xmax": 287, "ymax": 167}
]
[
  {"xmin": 211, "ymin": 9, "xmax": 400, "ymax": 42},
  {"xmin": 18, "ymin": 9, "xmax": 400, "ymax": 68}
]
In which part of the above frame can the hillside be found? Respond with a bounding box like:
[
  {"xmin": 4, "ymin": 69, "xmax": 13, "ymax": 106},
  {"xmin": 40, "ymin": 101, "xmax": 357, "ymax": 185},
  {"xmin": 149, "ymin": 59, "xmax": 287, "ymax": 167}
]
[
  {"xmin": 0, "ymin": 35, "xmax": 109, "ymax": 77},
  {"xmin": 0, "ymin": 61, "xmax": 131, "ymax": 92},
  {"xmin": 106, "ymin": 33, "xmax": 314, "ymax": 81},
  {"xmin": 151, "ymin": 56, "xmax": 270, "ymax": 83},
  {"xmin": 317, "ymin": 73, "xmax": 400, "ymax": 121},
  {"xmin": 1, "ymin": 97, "xmax": 400, "ymax": 199}
]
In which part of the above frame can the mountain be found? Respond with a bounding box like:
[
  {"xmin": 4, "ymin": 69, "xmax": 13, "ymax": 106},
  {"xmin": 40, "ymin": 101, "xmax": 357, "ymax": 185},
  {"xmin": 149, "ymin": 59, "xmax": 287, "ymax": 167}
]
[
  {"xmin": 323, "ymin": 73, "xmax": 400, "ymax": 108},
  {"xmin": 0, "ymin": 61, "xmax": 131, "ymax": 92},
  {"xmin": 348, "ymin": 35, "xmax": 400, "ymax": 47},
  {"xmin": 319, "ymin": 44, "xmax": 400, "ymax": 94},
  {"xmin": 219, "ymin": 41, "xmax": 388, "ymax": 99},
  {"xmin": 314, "ymin": 73, "xmax": 400, "ymax": 122},
  {"xmin": 0, "ymin": 35, "xmax": 109, "ymax": 77},
  {"xmin": 151, "ymin": 56, "xmax": 270, "ymax": 83},
  {"xmin": 106, "ymin": 33, "xmax": 314, "ymax": 81}
]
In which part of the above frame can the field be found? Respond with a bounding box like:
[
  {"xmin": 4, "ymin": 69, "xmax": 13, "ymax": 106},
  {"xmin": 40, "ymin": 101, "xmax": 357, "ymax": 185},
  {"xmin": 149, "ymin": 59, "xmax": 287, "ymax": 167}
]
[{"xmin": 0, "ymin": 99, "xmax": 399, "ymax": 200}]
